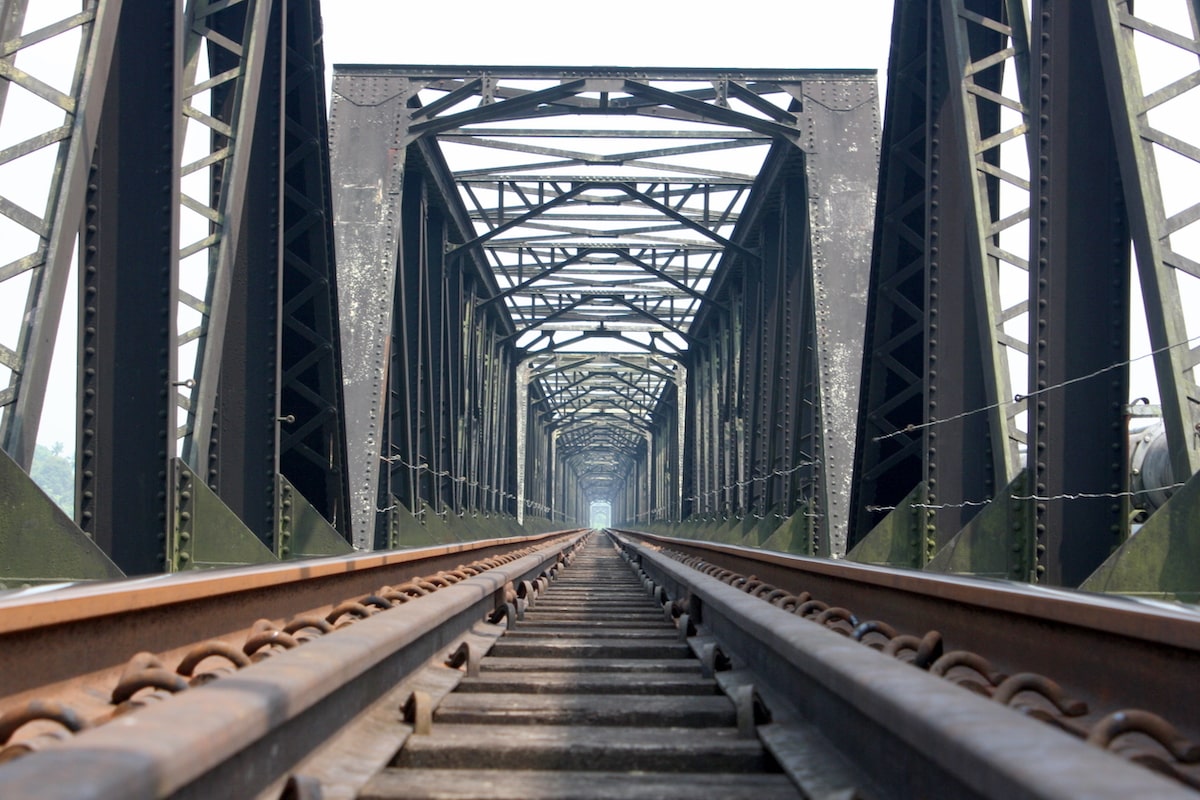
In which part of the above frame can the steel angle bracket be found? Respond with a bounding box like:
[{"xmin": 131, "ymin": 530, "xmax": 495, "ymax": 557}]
[
  {"xmin": 738, "ymin": 505, "xmax": 787, "ymax": 548},
  {"xmin": 442, "ymin": 511, "xmax": 485, "ymax": 542},
  {"xmin": 169, "ymin": 459, "xmax": 277, "ymax": 571},
  {"xmin": 0, "ymin": 447, "xmax": 123, "ymax": 586},
  {"xmin": 277, "ymin": 476, "xmax": 353, "ymax": 560},
  {"xmin": 416, "ymin": 503, "xmax": 460, "ymax": 545},
  {"xmin": 714, "ymin": 515, "xmax": 756, "ymax": 546},
  {"xmin": 1080, "ymin": 470, "xmax": 1200, "ymax": 603},
  {"xmin": 384, "ymin": 499, "xmax": 456, "ymax": 550},
  {"xmin": 758, "ymin": 504, "xmax": 818, "ymax": 556},
  {"xmin": 925, "ymin": 471, "xmax": 1035, "ymax": 582},
  {"xmin": 846, "ymin": 482, "xmax": 934, "ymax": 569}
]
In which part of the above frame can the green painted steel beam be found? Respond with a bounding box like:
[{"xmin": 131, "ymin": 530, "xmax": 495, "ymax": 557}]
[
  {"xmin": 0, "ymin": 447, "xmax": 124, "ymax": 586},
  {"xmin": 1081, "ymin": 470, "xmax": 1200, "ymax": 603},
  {"xmin": 169, "ymin": 460, "xmax": 278, "ymax": 571},
  {"xmin": 846, "ymin": 483, "xmax": 934, "ymax": 569}
]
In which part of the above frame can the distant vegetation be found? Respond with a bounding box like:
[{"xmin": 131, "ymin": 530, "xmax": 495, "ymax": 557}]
[{"xmin": 31, "ymin": 442, "xmax": 74, "ymax": 515}]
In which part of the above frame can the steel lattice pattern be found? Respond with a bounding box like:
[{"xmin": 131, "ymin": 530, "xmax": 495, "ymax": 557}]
[{"xmin": 395, "ymin": 67, "xmax": 813, "ymax": 504}]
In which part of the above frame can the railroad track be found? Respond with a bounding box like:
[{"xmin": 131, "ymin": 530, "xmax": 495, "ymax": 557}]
[
  {"xmin": 360, "ymin": 535, "xmax": 798, "ymax": 799},
  {"xmin": 0, "ymin": 529, "xmax": 1197, "ymax": 798}
]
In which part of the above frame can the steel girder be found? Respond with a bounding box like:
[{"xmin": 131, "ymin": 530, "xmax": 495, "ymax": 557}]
[
  {"xmin": 331, "ymin": 66, "xmax": 876, "ymax": 540},
  {"xmin": 330, "ymin": 88, "xmax": 525, "ymax": 546},
  {"xmin": 0, "ymin": 0, "xmax": 351, "ymax": 580},
  {"xmin": 850, "ymin": 0, "xmax": 1006, "ymax": 566},
  {"xmin": 850, "ymin": 0, "xmax": 1200, "ymax": 593},
  {"xmin": 80, "ymin": 0, "xmax": 182, "ymax": 574},
  {"xmin": 682, "ymin": 79, "xmax": 881, "ymax": 556}
]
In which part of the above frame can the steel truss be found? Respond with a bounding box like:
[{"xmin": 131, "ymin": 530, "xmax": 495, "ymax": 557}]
[
  {"xmin": 3, "ymin": 2, "xmax": 1197, "ymax": 600},
  {"xmin": 330, "ymin": 65, "xmax": 878, "ymax": 545},
  {"xmin": 851, "ymin": 0, "xmax": 1200, "ymax": 595},
  {"xmin": 0, "ymin": 0, "xmax": 351, "ymax": 582},
  {"xmin": 660, "ymin": 82, "xmax": 881, "ymax": 557}
]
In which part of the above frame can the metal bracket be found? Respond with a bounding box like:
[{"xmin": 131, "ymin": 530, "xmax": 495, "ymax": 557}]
[
  {"xmin": 276, "ymin": 476, "xmax": 353, "ymax": 559},
  {"xmin": 169, "ymin": 459, "xmax": 277, "ymax": 572},
  {"xmin": 736, "ymin": 505, "xmax": 787, "ymax": 548},
  {"xmin": 1081, "ymin": 470, "xmax": 1200, "ymax": 603},
  {"xmin": 846, "ymin": 483, "xmax": 934, "ymax": 568},
  {"xmin": 385, "ymin": 498, "xmax": 452, "ymax": 549},
  {"xmin": 758, "ymin": 504, "xmax": 818, "ymax": 555},
  {"xmin": 925, "ymin": 471, "xmax": 1035, "ymax": 582},
  {"xmin": 0, "ymin": 447, "xmax": 123, "ymax": 587}
]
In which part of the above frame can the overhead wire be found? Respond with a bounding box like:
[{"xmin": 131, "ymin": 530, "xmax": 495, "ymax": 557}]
[{"xmin": 872, "ymin": 333, "xmax": 1200, "ymax": 443}]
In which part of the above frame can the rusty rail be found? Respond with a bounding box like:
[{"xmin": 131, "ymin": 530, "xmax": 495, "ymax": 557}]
[
  {"xmin": 2, "ymin": 528, "xmax": 1197, "ymax": 797},
  {"xmin": 0, "ymin": 531, "xmax": 587, "ymax": 797},
  {"xmin": 0, "ymin": 530, "xmax": 578, "ymax": 700},
  {"xmin": 0, "ymin": 532, "xmax": 583, "ymax": 762},
  {"xmin": 614, "ymin": 529, "xmax": 1200, "ymax": 795}
]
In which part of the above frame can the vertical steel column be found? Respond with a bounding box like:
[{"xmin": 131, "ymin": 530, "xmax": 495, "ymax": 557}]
[
  {"xmin": 849, "ymin": 0, "xmax": 938, "ymax": 547},
  {"xmin": 500, "ymin": 346, "xmax": 515, "ymax": 516},
  {"xmin": 939, "ymin": 0, "xmax": 1033, "ymax": 491},
  {"xmin": 176, "ymin": 0, "xmax": 274, "ymax": 473},
  {"xmin": 776, "ymin": 176, "xmax": 811, "ymax": 523},
  {"xmin": 276, "ymin": 0, "xmax": 350, "ymax": 533},
  {"xmin": 389, "ymin": 169, "xmax": 425, "ymax": 514},
  {"xmin": 210, "ymin": 0, "xmax": 283, "ymax": 543},
  {"xmin": 79, "ymin": 0, "xmax": 180, "ymax": 574},
  {"xmin": 1029, "ymin": 0, "xmax": 1130, "ymax": 585},
  {"xmin": 423, "ymin": 205, "xmax": 447, "ymax": 514},
  {"xmin": 676, "ymin": 368, "xmax": 687, "ymax": 521},
  {"xmin": 515, "ymin": 361, "xmax": 528, "ymax": 525},
  {"xmin": 919, "ymin": 0, "xmax": 1005, "ymax": 542},
  {"xmin": 748, "ymin": 211, "xmax": 771, "ymax": 519},
  {"xmin": 851, "ymin": 0, "xmax": 1032, "ymax": 555},
  {"xmin": 329, "ymin": 72, "xmax": 408, "ymax": 546},
  {"xmin": 796, "ymin": 78, "xmax": 882, "ymax": 554}
]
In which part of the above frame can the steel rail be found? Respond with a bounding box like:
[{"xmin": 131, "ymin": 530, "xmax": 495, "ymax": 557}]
[
  {"xmin": 612, "ymin": 532, "xmax": 1197, "ymax": 798},
  {"xmin": 0, "ymin": 531, "xmax": 579, "ymax": 704},
  {"xmin": 0, "ymin": 532, "xmax": 587, "ymax": 798},
  {"xmin": 616, "ymin": 530, "xmax": 1200, "ymax": 723}
]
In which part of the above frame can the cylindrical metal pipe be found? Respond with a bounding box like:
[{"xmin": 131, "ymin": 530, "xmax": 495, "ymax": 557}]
[{"xmin": 1130, "ymin": 422, "xmax": 1176, "ymax": 513}]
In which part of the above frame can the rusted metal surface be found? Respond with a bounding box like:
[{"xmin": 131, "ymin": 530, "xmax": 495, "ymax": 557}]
[
  {"xmin": 0, "ymin": 533, "xmax": 580, "ymax": 760},
  {"xmin": 616, "ymin": 531, "xmax": 1200, "ymax": 796},
  {"xmin": 0, "ymin": 531, "xmax": 576, "ymax": 703},
  {"xmin": 618, "ymin": 530, "xmax": 1200, "ymax": 746},
  {"xmin": 3, "ymin": 528, "xmax": 1194, "ymax": 798},
  {"xmin": 0, "ymin": 533, "xmax": 586, "ymax": 798}
]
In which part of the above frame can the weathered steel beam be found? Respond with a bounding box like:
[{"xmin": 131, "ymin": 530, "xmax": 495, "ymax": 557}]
[{"xmin": 79, "ymin": 0, "xmax": 180, "ymax": 575}]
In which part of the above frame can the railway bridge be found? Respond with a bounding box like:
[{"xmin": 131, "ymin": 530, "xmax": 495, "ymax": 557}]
[{"xmin": 1, "ymin": 1, "xmax": 1199, "ymax": 797}]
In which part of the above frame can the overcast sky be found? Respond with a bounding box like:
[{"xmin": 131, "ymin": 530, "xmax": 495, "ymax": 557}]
[{"xmin": 321, "ymin": 3, "xmax": 895, "ymax": 77}]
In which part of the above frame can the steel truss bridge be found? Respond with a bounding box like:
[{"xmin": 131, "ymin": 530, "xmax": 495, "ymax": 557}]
[{"xmin": 1, "ymin": 1, "xmax": 1200, "ymax": 797}]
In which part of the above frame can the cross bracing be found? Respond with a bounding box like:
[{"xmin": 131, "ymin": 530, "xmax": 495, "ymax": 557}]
[{"xmin": 332, "ymin": 64, "xmax": 878, "ymax": 538}]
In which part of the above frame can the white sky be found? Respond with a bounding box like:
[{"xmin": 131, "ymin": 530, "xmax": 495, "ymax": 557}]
[{"xmin": 321, "ymin": 3, "xmax": 895, "ymax": 75}]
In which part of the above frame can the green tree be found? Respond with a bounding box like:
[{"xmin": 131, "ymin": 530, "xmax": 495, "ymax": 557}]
[{"xmin": 31, "ymin": 443, "xmax": 74, "ymax": 515}]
